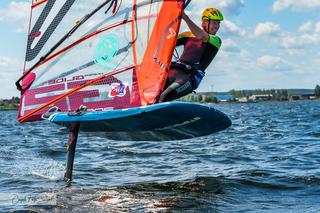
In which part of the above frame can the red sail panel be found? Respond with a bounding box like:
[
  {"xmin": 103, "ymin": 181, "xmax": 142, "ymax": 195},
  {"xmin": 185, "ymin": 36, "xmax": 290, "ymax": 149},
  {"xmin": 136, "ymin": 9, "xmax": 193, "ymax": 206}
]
[{"xmin": 136, "ymin": 0, "xmax": 184, "ymax": 105}]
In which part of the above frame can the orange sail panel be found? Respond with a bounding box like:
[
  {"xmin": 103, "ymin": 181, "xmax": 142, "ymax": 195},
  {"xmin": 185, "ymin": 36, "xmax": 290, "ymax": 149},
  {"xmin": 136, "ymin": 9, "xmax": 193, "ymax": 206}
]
[{"xmin": 136, "ymin": 1, "xmax": 184, "ymax": 105}]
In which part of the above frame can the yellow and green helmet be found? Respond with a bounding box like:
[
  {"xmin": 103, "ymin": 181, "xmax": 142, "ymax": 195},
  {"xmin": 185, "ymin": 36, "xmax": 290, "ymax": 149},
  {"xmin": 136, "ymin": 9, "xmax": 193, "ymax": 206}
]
[{"xmin": 202, "ymin": 8, "xmax": 224, "ymax": 21}]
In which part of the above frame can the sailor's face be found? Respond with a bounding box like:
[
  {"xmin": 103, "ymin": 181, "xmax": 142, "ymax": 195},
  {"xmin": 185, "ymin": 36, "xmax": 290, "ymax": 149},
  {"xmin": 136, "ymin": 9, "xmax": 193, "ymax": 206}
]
[{"xmin": 202, "ymin": 20, "xmax": 220, "ymax": 35}]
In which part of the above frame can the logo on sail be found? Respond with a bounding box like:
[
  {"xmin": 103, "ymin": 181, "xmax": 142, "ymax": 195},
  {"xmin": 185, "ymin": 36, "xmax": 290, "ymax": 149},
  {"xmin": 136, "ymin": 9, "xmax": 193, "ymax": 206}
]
[
  {"xmin": 167, "ymin": 28, "xmax": 176, "ymax": 39},
  {"xmin": 109, "ymin": 82, "xmax": 128, "ymax": 97},
  {"xmin": 94, "ymin": 34, "xmax": 119, "ymax": 69}
]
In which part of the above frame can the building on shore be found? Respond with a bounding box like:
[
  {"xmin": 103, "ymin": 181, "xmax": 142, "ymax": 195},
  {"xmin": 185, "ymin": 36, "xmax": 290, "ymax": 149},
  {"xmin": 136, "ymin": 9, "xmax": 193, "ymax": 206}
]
[
  {"xmin": 215, "ymin": 95, "xmax": 235, "ymax": 102},
  {"xmin": 249, "ymin": 94, "xmax": 273, "ymax": 102},
  {"xmin": 290, "ymin": 93, "xmax": 316, "ymax": 101},
  {"xmin": 236, "ymin": 94, "xmax": 272, "ymax": 103}
]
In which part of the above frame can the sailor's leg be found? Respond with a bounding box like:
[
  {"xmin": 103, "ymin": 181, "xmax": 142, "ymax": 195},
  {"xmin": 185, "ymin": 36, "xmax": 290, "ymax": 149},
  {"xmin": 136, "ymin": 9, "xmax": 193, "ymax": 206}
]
[
  {"xmin": 160, "ymin": 81, "xmax": 193, "ymax": 102},
  {"xmin": 159, "ymin": 71, "xmax": 193, "ymax": 102},
  {"xmin": 159, "ymin": 68, "xmax": 177, "ymax": 102},
  {"xmin": 159, "ymin": 83, "xmax": 176, "ymax": 102}
]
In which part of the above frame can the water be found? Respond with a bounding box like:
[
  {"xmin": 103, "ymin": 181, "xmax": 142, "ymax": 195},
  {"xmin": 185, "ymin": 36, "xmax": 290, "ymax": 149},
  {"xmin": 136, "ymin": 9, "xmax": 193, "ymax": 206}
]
[{"xmin": 1, "ymin": 101, "xmax": 319, "ymax": 212}]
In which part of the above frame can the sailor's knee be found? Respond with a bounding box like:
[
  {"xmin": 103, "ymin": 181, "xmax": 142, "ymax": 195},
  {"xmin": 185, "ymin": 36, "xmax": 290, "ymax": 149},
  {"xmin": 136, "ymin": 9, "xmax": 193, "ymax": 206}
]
[
  {"xmin": 159, "ymin": 85, "xmax": 177, "ymax": 102},
  {"xmin": 159, "ymin": 93, "xmax": 167, "ymax": 102}
]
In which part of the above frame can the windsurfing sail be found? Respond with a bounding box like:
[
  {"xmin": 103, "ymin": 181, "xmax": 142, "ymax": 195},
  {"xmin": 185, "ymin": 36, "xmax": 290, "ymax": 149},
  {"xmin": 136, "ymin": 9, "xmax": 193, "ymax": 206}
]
[{"xmin": 17, "ymin": 0, "xmax": 185, "ymax": 123}]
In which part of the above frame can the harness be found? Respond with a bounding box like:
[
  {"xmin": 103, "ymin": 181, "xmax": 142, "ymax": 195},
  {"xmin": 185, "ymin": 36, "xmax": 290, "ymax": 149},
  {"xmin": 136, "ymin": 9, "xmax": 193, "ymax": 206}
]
[{"xmin": 171, "ymin": 61, "xmax": 205, "ymax": 89}]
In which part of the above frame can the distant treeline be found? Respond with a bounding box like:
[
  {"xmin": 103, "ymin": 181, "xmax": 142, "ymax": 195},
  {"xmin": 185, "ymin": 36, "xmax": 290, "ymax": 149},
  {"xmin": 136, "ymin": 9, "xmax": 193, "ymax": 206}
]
[
  {"xmin": 179, "ymin": 86, "xmax": 320, "ymax": 103},
  {"xmin": 0, "ymin": 97, "xmax": 20, "ymax": 110},
  {"xmin": 179, "ymin": 94, "xmax": 218, "ymax": 103},
  {"xmin": 230, "ymin": 85, "xmax": 320, "ymax": 100},
  {"xmin": 315, "ymin": 85, "xmax": 320, "ymax": 97},
  {"xmin": 229, "ymin": 89, "xmax": 289, "ymax": 100}
]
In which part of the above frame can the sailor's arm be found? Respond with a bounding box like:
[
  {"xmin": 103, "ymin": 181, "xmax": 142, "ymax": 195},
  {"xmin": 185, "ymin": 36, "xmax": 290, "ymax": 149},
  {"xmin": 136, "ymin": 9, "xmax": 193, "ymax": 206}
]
[{"xmin": 181, "ymin": 10, "xmax": 209, "ymax": 42}]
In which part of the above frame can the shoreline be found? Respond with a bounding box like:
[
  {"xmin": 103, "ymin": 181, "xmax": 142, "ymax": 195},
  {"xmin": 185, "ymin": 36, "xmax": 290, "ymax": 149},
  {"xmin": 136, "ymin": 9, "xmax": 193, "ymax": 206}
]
[
  {"xmin": 0, "ymin": 106, "xmax": 18, "ymax": 111},
  {"xmin": 1, "ymin": 99, "xmax": 319, "ymax": 111}
]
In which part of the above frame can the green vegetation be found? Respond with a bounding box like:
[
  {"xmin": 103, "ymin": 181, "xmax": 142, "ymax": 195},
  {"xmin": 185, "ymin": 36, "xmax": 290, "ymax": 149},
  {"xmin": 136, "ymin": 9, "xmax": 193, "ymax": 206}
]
[
  {"xmin": 179, "ymin": 93, "xmax": 218, "ymax": 103},
  {"xmin": 229, "ymin": 89, "xmax": 290, "ymax": 101},
  {"xmin": 0, "ymin": 97, "xmax": 20, "ymax": 110},
  {"xmin": 0, "ymin": 106, "xmax": 18, "ymax": 110},
  {"xmin": 315, "ymin": 85, "xmax": 320, "ymax": 97},
  {"xmin": 179, "ymin": 87, "xmax": 319, "ymax": 104}
]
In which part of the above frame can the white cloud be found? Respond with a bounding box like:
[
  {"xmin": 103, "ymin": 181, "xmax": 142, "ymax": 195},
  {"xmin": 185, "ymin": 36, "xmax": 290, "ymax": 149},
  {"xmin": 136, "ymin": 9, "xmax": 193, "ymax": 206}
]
[
  {"xmin": 298, "ymin": 21, "xmax": 313, "ymax": 33},
  {"xmin": 281, "ymin": 35, "xmax": 303, "ymax": 49},
  {"xmin": 214, "ymin": 0, "xmax": 245, "ymax": 16},
  {"xmin": 186, "ymin": 0, "xmax": 245, "ymax": 19},
  {"xmin": 272, "ymin": 0, "xmax": 320, "ymax": 13},
  {"xmin": 239, "ymin": 50, "xmax": 251, "ymax": 58},
  {"xmin": 316, "ymin": 22, "xmax": 320, "ymax": 33},
  {"xmin": 0, "ymin": 1, "xmax": 30, "ymax": 33},
  {"xmin": 218, "ymin": 47, "xmax": 252, "ymax": 66},
  {"xmin": 257, "ymin": 55, "xmax": 292, "ymax": 71},
  {"xmin": 0, "ymin": 56, "xmax": 22, "ymax": 77},
  {"xmin": 282, "ymin": 34, "xmax": 320, "ymax": 49},
  {"xmin": 285, "ymin": 49, "xmax": 304, "ymax": 56},
  {"xmin": 0, "ymin": 56, "xmax": 22, "ymax": 98},
  {"xmin": 221, "ymin": 20, "xmax": 246, "ymax": 37},
  {"xmin": 5, "ymin": 2, "xmax": 30, "ymax": 21},
  {"xmin": 184, "ymin": 1, "xmax": 246, "ymax": 37},
  {"xmin": 221, "ymin": 38, "xmax": 240, "ymax": 53},
  {"xmin": 254, "ymin": 22, "xmax": 281, "ymax": 37},
  {"xmin": 0, "ymin": 56, "xmax": 18, "ymax": 67}
]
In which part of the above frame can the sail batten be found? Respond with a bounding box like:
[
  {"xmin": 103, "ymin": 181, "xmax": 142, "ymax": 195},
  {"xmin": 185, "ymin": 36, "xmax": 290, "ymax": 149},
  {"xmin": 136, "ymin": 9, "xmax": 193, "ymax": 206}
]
[{"xmin": 18, "ymin": 0, "xmax": 185, "ymax": 123}]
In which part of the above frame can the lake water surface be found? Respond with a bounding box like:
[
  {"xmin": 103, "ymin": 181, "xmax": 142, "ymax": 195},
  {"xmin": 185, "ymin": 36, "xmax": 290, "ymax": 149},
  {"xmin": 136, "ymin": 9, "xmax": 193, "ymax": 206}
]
[{"xmin": 1, "ymin": 101, "xmax": 319, "ymax": 212}]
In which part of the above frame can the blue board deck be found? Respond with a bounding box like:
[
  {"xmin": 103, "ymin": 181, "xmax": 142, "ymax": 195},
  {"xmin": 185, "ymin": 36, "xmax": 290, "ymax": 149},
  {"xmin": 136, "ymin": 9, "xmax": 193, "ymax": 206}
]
[{"xmin": 48, "ymin": 102, "xmax": 232, "ymax": 141}]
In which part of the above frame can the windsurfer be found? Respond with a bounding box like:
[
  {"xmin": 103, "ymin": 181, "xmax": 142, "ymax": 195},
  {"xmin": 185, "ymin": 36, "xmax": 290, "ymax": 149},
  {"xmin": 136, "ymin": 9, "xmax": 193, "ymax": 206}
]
[{"xmin": 159, "ymin": 8, "xmax": 223, "ymax": 102}]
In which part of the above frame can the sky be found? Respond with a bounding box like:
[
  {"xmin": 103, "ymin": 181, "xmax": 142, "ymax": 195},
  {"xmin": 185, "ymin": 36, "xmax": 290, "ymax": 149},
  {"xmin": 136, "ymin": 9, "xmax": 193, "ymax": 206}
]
[{"xmin": 0, "ymin": 0, "xmax": 319, "ymax": 98}]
